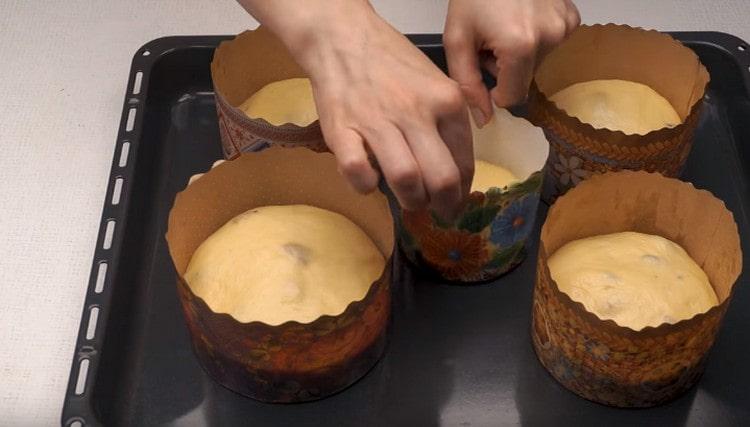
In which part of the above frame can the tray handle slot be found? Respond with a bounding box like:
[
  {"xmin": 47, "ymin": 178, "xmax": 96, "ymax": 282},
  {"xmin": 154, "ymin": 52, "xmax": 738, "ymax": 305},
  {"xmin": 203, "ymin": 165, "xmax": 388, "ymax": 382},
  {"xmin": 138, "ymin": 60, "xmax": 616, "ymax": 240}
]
[
  {"xmin": 118, "ymin": 141, "xmax": 130, "ymax": 168},
  {"xmin": 125, "ymin": 108, "xmax": 137, "ymax": 132},
  {"xmin": 94, "ymin": 262, "xmax": 107, "ymax": 294},
  {"xmin": 111, "ymin": 177, "xmax": 124, "ymax": 206},
  {"xmin": 74, "ymin": 359, "xmax": 90, "ymax": 395},
  {"xmin": 102, "ymin": 220, "xmax": 115, "ymax": 250},
  {"xmin": 85, "ymin": 307, "xmax": 100, "ymax": 341},
  {"xmin": 132, "ymin": 71, "xmax": 143, "ymax": 95}
]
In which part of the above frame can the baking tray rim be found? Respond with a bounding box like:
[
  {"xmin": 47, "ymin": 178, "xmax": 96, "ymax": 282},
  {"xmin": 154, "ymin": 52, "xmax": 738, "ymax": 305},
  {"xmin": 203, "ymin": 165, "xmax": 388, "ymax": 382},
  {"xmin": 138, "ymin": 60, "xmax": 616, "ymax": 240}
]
[{"xmin": 61, "ymin": 30, "xmax": 750, "ymax": 426}]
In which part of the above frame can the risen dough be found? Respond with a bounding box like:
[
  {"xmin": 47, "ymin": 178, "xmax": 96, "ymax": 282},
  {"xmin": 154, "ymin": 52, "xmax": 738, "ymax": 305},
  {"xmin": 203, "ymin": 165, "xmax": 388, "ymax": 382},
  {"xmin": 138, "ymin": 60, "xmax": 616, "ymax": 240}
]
[
  {"xmin": 239, "ymin": 77, "xmax": 317, "ymax": 126},
  {"xmin": 471, "ymin": 160, "xmax": 517, "ymax": 192},
  {"xmin": 185, "ymin": 205, "xmax": 385, "ymax": 325},
  {"xmin": 548, "ymin": 231, "xmax": 717, "ymax": 330},
  {"xmin": 549, "ymin": 79, "xmax": 681, "ymax": 135}
]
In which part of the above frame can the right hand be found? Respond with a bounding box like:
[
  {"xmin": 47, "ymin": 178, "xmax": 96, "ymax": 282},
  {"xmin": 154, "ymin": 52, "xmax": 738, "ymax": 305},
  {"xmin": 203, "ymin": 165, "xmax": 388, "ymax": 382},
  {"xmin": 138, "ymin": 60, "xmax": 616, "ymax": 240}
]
[
  {"xmin": 444, "ymin": 0, "xmax": 580, "ymax": 125},
  {"xmin": 242, "ymin": 0, "xmax": 474, "ymax": 220}
]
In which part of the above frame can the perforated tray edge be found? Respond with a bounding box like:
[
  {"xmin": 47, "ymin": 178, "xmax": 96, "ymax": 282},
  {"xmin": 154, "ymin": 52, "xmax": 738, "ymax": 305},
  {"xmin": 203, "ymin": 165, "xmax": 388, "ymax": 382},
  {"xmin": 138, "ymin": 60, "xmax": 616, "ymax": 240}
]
[{"xmin": 60, "ymin": 32, "xmax": 750, "ymax": 426}]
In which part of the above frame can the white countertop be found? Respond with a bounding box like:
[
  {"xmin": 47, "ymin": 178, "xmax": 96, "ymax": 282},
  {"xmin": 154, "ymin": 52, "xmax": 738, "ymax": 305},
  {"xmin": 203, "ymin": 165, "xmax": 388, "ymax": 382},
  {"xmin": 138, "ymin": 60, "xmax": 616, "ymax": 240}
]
[{"xmin": 1, "ymin": 0, "xmax": 748, "ymax": 424}]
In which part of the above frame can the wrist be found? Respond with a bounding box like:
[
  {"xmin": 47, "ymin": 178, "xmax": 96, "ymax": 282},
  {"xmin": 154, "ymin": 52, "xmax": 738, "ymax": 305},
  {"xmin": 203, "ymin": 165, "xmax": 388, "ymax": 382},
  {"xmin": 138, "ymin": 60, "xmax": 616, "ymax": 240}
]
[{"xmin": 261, "ymin": 0, "xmax": 376, "ymax": 64}]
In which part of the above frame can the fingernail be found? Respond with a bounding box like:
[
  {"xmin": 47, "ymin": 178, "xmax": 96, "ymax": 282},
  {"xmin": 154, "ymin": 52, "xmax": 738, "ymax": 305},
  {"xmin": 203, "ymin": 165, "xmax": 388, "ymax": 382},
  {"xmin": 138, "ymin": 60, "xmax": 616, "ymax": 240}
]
[{"xmin": 470, "ymin": 107, "xmax": 488, "ymax": 128}]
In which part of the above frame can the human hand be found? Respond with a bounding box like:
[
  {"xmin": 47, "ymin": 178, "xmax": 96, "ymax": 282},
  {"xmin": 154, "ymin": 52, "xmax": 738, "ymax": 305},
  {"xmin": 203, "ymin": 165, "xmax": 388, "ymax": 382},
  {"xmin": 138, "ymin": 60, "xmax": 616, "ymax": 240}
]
[
  {"xmin": 238, "ymin": 0, "xmax": 473, "ymax": 221},
  {"xmin": 444, "ymin": 0, "xmax": 580, "ymax": 126}
]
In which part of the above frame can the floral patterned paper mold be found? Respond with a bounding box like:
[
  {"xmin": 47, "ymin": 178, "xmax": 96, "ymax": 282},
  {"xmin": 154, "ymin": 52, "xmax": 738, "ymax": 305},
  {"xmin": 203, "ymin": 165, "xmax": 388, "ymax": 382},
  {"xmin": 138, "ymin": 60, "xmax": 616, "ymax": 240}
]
[
  {"xmin": 528, "ymin": 24, "xmax": 709, "ymax": 200},
  {"xmin": 166, "ymin": 147, "xmax": 394, "ymax": 402},
  {"xmin": 396, "ymin": 108, "xmax": 550, "ymax": 283},
  {"xmin": 531, "ymin": 171, "xmax": 742, "ymax": 407}
]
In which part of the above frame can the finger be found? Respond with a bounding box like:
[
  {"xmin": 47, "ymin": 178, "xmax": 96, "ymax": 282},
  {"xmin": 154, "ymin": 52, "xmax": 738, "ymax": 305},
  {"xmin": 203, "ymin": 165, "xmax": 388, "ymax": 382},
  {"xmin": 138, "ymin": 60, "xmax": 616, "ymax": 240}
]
[
  {"xmin": 563, "ymin": 0, "xmax": 581, "ymax": 33},
  {"xmin": 364, "ymin": 124, "xmax": 428, "ymax": 211},
  {"xmin": 403, "ymin": 121, "xmax": 465, "ymax": 221},
  {"xmin": 444, "ymin": 31, "xmax": 493, "ymax": 127},
  {"xmin": 428, "ymin": 83, "xmax": 474, "ymax": 203},
  {"xmin": 490, "ymin": 50, "xmax": 536, "ymax": 107},
  {"xmin": 537, "ymin": 20, "xmax": 567, "ymax": 65},
  {"xmin": 565, "ymin": 6, "xmax": 581, "ymax": 35},
  {"xmin": 437, "ymin": 108, "xmax": 474, "ymax": 201},
  {"xmin": 324, "ymin": 126, "xmax": 380, "ymax": 194}
]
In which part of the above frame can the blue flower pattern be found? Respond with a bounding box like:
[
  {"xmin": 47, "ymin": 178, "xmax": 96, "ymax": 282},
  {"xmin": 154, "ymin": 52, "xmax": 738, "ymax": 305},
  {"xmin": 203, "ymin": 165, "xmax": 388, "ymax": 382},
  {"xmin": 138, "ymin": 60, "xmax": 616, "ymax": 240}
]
[{"xmin": 490, "ymin": 196, "xmax": 539, "ymax": 247}]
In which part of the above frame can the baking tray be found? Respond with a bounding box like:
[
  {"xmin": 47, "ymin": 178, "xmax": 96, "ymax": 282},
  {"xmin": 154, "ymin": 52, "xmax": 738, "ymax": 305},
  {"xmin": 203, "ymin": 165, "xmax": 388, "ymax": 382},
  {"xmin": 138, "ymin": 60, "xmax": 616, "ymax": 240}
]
[{"xmin": 62, "ymin": 32, "xmax": 750, "ymax": 426}]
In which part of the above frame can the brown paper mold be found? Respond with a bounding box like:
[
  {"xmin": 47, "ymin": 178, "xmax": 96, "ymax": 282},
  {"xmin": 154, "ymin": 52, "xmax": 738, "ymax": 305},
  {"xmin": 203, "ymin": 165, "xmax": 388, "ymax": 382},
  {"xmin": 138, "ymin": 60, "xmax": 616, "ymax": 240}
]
[
  {"xmin": 528, "ymin": 24, "xmax": 710, "ymax": 200},
  {"xmin": 211, "ymin": 27, "xmax": 326, "ymax": 159},
  {"xmin": 531, "ymin": 171, "xmax": 742, "ymax": 407},
  {"xmin": 166, "ymin": 147, "xmax": 394, "ymax": 402}
]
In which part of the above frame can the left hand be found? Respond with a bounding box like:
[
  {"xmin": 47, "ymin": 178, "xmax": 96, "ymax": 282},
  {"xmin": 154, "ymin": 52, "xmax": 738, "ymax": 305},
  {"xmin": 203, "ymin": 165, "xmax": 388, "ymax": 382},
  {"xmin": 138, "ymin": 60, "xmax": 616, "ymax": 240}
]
[{"xmin": 444, "ymin": 0, "xmax": 580, "ymax": 127}]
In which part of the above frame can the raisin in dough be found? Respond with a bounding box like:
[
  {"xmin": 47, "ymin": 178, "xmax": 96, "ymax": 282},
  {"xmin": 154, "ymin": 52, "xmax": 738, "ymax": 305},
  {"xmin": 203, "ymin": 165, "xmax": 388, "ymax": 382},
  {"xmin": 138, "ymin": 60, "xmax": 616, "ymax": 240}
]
[
  {"xmin": 548, "ymin": 231, "xmax": 717, "ymax": 330},
  {"xmin": 185, "ymin": 205, "xmax": 385, "ymax": 325}
]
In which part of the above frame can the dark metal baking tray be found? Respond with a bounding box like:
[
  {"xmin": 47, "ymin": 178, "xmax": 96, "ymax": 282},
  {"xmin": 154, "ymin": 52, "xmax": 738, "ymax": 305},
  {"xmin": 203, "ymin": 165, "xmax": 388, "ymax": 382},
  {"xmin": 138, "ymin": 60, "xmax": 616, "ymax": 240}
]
[{"xmin": 62, "ymin": 32, "xmax": 750, "ymax": 426}]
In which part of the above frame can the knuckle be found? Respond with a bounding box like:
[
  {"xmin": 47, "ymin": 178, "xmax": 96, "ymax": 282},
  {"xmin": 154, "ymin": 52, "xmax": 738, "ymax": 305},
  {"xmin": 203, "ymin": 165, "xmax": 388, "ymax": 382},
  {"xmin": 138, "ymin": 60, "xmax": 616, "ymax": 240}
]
[
  {"xmin": 457, "ymin": 74, "xmax": 484, "ymax": 89},
  {"xmin": 433, "ymin": 168, "xmax": 461, "ymax": 194},
  {"xmin": 400, "ymin": 198, "xmax": 425, "ymax": 212},
  {"xmin": 569, "ymin": 8, "xmax": 581, "ymax": 27},
  {"xmin": 491, "ymin": 87, "xmax": 519, "ymax": 108},
  {"xmin": 339, "ymin": 156, "xmax": 369, "ymax": 176},
  {"xmin": 546, "ymin": 20, "xmax": 567, "ymax": 41},
  {"xmin": 443, "ymin": 30, "xmax": 467, "ymax": 50},
  {"xmin": 437, "ymin": 81, "xmax": 466, "ymax": 110},
  {"xmin": 508, "ymin": 30, "xmax": 538, "ymax": 54}
]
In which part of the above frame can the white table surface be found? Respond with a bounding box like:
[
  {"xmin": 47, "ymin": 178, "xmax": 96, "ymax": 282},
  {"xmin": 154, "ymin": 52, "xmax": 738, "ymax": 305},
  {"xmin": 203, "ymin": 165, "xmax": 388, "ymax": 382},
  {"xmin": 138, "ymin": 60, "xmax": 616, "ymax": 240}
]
[{"xmin": 1, "ymin": 0, "xmax": 749, "ymax": 425}]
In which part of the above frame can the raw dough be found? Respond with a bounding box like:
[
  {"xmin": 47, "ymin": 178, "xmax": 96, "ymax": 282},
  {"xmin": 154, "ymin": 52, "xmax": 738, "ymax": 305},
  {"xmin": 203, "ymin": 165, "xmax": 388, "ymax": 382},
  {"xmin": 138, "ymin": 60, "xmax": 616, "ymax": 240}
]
[
  {"xmin": 239, "ymin": 77, "xmax": 317, "ymax": 126},
  {"xmin": 549, "ymin": 79, "xmax": 681, "ymax": 135},
  {"xmin": 471, "ymin": 160, "xmax": 517, "ymax": 192},
  {"xmin": 185, "ymin": 205, "xmax": 385, "ymax": 325},
  {"xmin": 548, "ymin": 231, "xmax": 717, "ymax": 330}
]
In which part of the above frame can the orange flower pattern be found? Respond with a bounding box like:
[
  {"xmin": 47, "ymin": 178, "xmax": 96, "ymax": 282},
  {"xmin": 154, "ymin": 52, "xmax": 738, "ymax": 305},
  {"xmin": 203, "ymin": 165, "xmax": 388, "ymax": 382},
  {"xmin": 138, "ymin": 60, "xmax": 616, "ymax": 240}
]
[
  {"xmin": 397, "ymin": 172, "xmax": 544, "ymax": 283},
  {"xmin": 419, "ymin": 228, "xmax": 490, "ymax": 281},
  {"xmin": 402, "ymin": 208, "xmax": 432, "ymax": 235}
]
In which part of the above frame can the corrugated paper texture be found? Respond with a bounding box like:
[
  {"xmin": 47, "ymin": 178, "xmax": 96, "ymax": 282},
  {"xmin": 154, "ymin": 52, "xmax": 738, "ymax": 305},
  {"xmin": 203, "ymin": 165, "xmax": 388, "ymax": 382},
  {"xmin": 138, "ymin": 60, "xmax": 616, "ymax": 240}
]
[
  {"xmin": 211, "ymin": 27, "xmax": 326, "ymax": 158},
  {"xmin": 529, "ymin": 24, "xmax": 710, "ymax": 200},
  {"xmin": 166, "ymin": 147, "xmax": 394, "ymax": 402},
  {"xmin": 531, "ymin": 171, "xmax": 742, "ymax": 407}
]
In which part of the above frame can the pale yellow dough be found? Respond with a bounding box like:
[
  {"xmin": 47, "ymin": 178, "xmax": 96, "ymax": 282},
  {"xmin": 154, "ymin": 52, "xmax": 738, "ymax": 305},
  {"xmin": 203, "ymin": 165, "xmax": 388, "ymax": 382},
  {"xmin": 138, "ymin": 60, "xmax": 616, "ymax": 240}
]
[
  {"xmin": 549, "ymin": 79, "xmax": 682, "ymax": 135},
  {"xmin": 239, "ymin": 77, "xmax": 317, "ymax": 126},
  {"xmin": 471, "ymin": 160, "xmax": 517, "ymax": 192},
  {"xmin": 185, "ymin": 205, "xmax": 385, "ymax": 325},
  {"xmin": 548, "ymin": 232, "xmax": 717, "ymax": 330}
]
